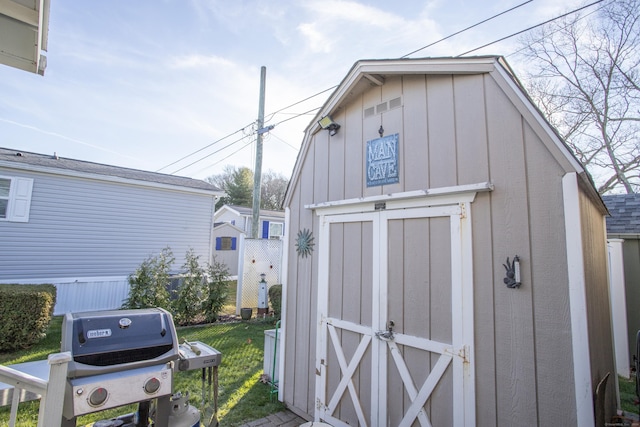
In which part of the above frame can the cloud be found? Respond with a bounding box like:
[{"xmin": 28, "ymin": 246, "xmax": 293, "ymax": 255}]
[
  {"xmin": 304, "ymin": 0, "xmax": 404, "ymax": 28},
  {"xmin": 297, "ymin": 22, "xmax": 333, "ymax": 54}
]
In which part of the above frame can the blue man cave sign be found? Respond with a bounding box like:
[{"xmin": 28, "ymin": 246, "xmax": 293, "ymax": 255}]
[{"xmin": 367, "ymin": 133, "xmax": 400, "ymax": 187}]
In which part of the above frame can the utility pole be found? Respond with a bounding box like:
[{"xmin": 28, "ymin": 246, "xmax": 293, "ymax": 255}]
[{"xmin": 251, "ymin": 66, "xmax": 266, "ymax": 239}]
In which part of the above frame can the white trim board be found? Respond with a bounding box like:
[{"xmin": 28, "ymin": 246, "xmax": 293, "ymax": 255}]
[{"xmin": 562, "ymin": 172, "xmax": 595, "ymax": 427}]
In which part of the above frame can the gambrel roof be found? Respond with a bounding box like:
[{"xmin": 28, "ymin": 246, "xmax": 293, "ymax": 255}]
[{"xmin": 284, "ymin": 56, "xmax": 604, "ymax": 212}]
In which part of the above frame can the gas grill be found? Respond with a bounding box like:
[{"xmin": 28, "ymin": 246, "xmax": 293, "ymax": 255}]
[
  {"xmin": 60, "ymin": 308, "xmax": 180, "ymax": 426},
  {"xmin": 1, "ymin": 307, "xmax": 222, "ymax": 427}
]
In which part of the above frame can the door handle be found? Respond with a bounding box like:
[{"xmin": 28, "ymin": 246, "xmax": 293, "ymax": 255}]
[{"xmin": 375, "ymin": 320, "xmax": 394, "ymax": 341}]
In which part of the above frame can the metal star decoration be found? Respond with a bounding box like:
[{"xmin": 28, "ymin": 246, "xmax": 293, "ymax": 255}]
[{"xmin": 295, "ymin": 228, "xmax": 315, "ymax": 258}]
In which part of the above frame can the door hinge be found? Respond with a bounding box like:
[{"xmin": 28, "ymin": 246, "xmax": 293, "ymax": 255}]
[
  {"xmin": 445, "ymin": 345, "xmax": 469, "ymax": 363},
  {"xmin": 459, "ymin": 202, "xmax": 467, "ymax": 219}
]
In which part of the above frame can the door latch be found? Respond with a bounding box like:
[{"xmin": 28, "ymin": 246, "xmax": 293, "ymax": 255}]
[{"xmin": 375, "ymin": 320, "xmax": 395, "ymax": 341}]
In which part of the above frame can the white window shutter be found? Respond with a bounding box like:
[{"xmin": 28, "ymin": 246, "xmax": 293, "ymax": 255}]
[{"xmin": 8, "ymin": 177, "xmax": 34, "ymax": 222}]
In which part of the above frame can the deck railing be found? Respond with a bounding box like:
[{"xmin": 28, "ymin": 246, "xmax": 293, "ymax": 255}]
[{"xmin": 0, "ymin": 352, "xmax": 70, "ymax": 427}]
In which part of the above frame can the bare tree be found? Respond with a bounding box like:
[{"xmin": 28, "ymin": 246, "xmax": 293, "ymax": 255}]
[
  {"xmin": 260, "ymin": 170, "xmax": 288, "ymax": 210},
  {"xmin": 518, "ymin": 0, "xmax": 640, "ymax": 194}
]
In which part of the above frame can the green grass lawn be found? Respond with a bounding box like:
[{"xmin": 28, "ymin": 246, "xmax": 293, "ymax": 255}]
[
  {"xmin": 619, "ymin": 374, "xmax": 639, "ymax": 415},
  {"xmin": 0, "ymin": 314, "xmax": 285, "ymax": 427}
]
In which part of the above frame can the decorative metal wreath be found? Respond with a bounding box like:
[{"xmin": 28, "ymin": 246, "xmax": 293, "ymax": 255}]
[{"xmin": 295, "ymin": 228, "xmax": 315, "ymax": 258}]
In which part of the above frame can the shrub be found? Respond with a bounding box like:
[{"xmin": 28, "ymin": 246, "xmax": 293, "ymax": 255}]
[
  {"xmin": 122, "ymin": 247, "xmax": 174, "ymax": 310},
  {"xmin": 203, "ymin": 256, "xmax": 230, "ymax": 323},
  {"xmin": 268, "ymin": 284, "xmax": 282, "ymax": 320},
  {"xmin": 173, "ymin": 249, "xmax": 205, "ymax": 325},
  {"xmin": 0, "ymin": 284, "xmax": 56, "ymax": 351}
]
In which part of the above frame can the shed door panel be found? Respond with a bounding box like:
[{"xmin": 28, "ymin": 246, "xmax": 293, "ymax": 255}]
[
  {"xmin": 326, "ymin": 220, "xmax": 374, "ymax": 423},
  {"xmin": 386, "ymin": 216, "xmax": 453, "ymax": 426},
  {"xmin": 316, "ymin": 204, "xmax": 473, "ymax": 427}
]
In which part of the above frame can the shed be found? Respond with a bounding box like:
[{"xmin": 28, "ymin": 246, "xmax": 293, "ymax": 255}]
[
  {"xmin": 212, "ymin": 221, "xmax": 244, "ymax": 277},
  {"xmin": 0, "ymin": 147, "xmax": 223, "ymax": 314},
  {"xmin": 281, "ymin": 57, "xmax": 615, "ymax": 426}
]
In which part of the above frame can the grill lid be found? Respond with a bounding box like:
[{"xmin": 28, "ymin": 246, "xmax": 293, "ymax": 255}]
[{"xmin": 61, "ymin": 308, "xmax": 179, "ymax": 378}]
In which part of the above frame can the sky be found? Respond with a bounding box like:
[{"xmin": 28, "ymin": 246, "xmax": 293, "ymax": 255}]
[{"xmin": 0, "ymin": 0, "xmax": 592, "ymax": 181}]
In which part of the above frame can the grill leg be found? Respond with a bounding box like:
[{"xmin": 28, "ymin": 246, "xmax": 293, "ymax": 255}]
[
  {"xmin": 60, "ymin": 416, "xmax": 76, "ymax": 427},
  {"xmin": 154, "ymin": 395, "xmax": 171, "ymax": 427},
  {"xmin": 137, "ymin": 400, "xmax": 150, "ymax": 427}
]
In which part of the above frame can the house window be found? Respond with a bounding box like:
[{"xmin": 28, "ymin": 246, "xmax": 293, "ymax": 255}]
[
  {"xmin": 215, "ymin": 236, "xmax": 237, "ymax": 250},
  {"xmin": 0, "ymin": 178, "xmax": 9, "ymax": 219},
  {"xmin": 269, "ymin": 222, "xmax": 283, "ymax": 239},
  {"xmin": 0, "ymin": 176, "xmax": 33, "ymax": 222},
  {"xmin": 261, "ymin": 220, "xmax": 284, "ymax": 239}
]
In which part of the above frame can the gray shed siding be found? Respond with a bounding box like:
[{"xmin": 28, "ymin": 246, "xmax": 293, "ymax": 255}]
[
  {"xmin": 580, "ymin": 189, "xmax": 617, "ymax": 421},
  {"xmin": 283, "ymin": 59, "xmax": 613, "ymax": 425},
  {"xmin": 0, "ymin": 167, "xmax": 216, "ymax": 281}
]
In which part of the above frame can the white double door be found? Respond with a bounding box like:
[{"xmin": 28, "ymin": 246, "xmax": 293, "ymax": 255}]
[{"xmin": 314, "ymin": 200, "xmax": 475, "ymax": 426}]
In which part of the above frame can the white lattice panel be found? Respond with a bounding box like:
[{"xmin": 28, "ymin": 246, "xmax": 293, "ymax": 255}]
[{"xmin": 237, "ymin": 238, "xmax": 283, "ymax": 312}]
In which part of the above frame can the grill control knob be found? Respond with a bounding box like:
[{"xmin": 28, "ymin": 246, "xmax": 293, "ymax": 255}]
[
  {"xmin": 144, "ymin": 377, "xmax": 161, "ymax": 394},
  {"xmin": 89, "ymin": 387, "xmax": 108, "ymax": 407}
]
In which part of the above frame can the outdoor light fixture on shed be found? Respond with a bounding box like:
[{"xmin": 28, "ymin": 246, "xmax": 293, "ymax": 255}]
[{"xmin": 318, "ymin": 115, "xmax": 340, "ymax": 136}]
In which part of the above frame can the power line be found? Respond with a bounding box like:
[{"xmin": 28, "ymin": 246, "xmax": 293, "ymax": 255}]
[
  {"xmin": 158, "ymin": 87, "xmax": 332, "ymax": 174},
  {"xmin": 161, "ymin": 3, "xmax": 537, "ymax": 175},
  {"xmin": 165, "ymin": 1, "xmax": 605, "ymax": 176},
  {"xmin": 457, "ymin": 0, "xmax": 606, "ymax": 56},
  {"xmin": 156, "ymin": 126, "xmax": 250, "ymax": 172},
  {"xmin": 265, "ymin": 86, "xmax": 337, "ymax": 123},
  {"xmin": 505, "ymin": 1, "xmax": 611, "ymax": 59},
  {"xmin": 269, "ymin": 132, "xmax": 300, "ymax": 151},
  {"xmin": 169, "ymin": 106, "xmax": 322, "ymax": 175},
  {"xmin": 189, "ymin": 139, "xmax": 256, "ymax": 177},
  {"xmin": 271, "ymin": 106, "xmax": 321, "ymax": 127},
  {"xmin": 169, "ymin": 133, "xmax": 252, "ymax": 174},
  {"xmin": 401, "ymin": 0, "xmax": 534, "ymax": 58}
]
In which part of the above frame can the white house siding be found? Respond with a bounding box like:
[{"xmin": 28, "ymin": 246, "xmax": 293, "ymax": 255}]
[
  {"xmin": 216, "ymin": 209, "xmax": 247, "ymax": 230},
  {"xmin": 0, "ymin": 167, "xmax": 216, "ymax": 312}
]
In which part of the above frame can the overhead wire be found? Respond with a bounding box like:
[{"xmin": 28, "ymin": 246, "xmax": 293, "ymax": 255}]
[
  {"xmin": 169, "ymin": 132, "xmax": 253, "ymax": 174},
  {"xmin": 168, "ymin": 106, "xmax": 323, "ymax": 174},
  {"xmin": 165, "ymin": 0, "xmax": 606, "ymax": 176},
  {"xmin": 456, "ymin": 0, "xmax": 606, "ymax": 56},
  {"xmin": 504, "ymin": 0, "xmax": 612, "ymax": 59},
  {"xmin": 156, "ymin": 126, "xmax": 249, "ymax": 172},
  {"xmin": 401, "ymin": 0, "xmax": 534, "ymax": 58},
  {"xmin": 157, "ymin": 86, "xmax": 332, "ymax": 174},
  {"xmin": 264, "ymin": 86, "xmax": 337, "ymax": 123},
  {"xmin": 163, "ymin": 2, "xmax": 539, "ymax": 175}
]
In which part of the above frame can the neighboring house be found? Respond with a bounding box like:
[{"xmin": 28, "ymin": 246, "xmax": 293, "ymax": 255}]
[
  {"xmin": 214, "ymin": 204, "xmax": 285, "ymax": 239},
  {"xmin": 213, "ymin": 204, "xmax": 286, "ymax": 306},
  {"xmin": 603, "ymin": 193, "xmax": 640, "ymax": 378},
  {"xmin": 0, "ymin": 147, "xmax": 223, "ymax": 314},
  {"xmin": 0, "ymin": 0, "xmax": 50, "ymax": 75},
  {"xmin": 281, "ymin": 57, "xmax": 615, "ymax": 426}
]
